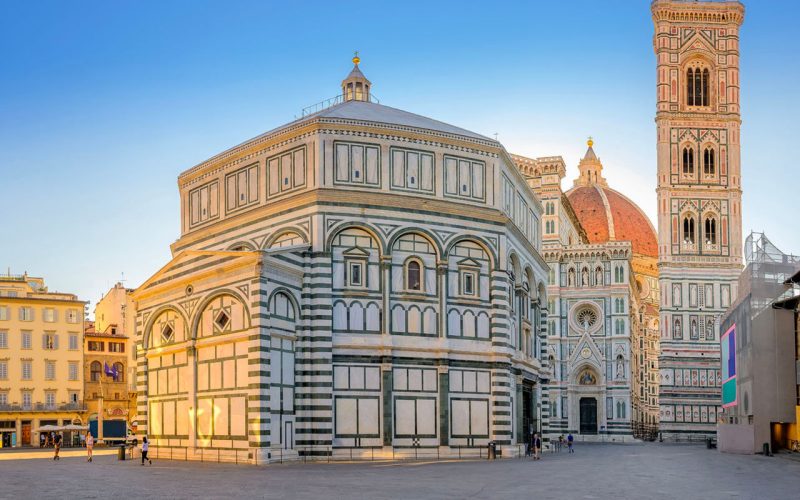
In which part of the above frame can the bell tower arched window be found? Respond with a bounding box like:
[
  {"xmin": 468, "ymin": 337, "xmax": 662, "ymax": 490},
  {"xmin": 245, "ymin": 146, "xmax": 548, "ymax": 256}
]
[
  {"xmin": 682, "ymin": 147, "xmax": 694, "ymax": 175},
  {"xmin": 703, "ymin": 147, "xmax": 715, "ymax": 176},
  {"xmin": 704, "ymin": 217, "xmax": 717, "ymax": 245},
  {"xmin": 687, "ymin": 66, "xmax": 710, "ymax": 107},
  {"xmin": 682, "ymin": 216, "xmax": 695, "ymax": 244}
]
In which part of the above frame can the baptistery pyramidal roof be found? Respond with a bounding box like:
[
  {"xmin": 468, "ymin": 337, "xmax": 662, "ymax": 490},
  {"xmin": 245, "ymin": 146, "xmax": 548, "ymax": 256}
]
[{"xmin": 565, "ymin": 140, "xmax": 658, "ymax": 258}]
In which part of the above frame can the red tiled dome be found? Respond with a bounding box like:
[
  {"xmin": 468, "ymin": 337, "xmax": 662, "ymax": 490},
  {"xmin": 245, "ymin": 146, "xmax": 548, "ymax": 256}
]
[{"xmin": 566, "ymin": 185, "xmax": 658, "ymax": 258}]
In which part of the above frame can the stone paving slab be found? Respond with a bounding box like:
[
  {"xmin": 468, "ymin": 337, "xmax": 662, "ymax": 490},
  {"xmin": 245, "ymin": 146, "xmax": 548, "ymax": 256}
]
[{"xmin": 1, "ymin": 443, "xmax": 799, "ymax": 500}]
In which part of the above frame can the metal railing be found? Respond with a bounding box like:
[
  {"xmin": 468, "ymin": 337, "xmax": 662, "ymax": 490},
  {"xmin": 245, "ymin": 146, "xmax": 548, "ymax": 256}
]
[
  {"xmin": 300, "ymin": 93, "xmax": 381, "ymax": 118},
  {"xmin": 0, "ymin": 402, "xmax": 86, "ymax": 412}
]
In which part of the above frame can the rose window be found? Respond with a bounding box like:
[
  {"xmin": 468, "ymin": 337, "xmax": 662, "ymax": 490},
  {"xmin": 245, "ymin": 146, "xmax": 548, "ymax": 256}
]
[{"xmin": 576, "ymin": 307, "xmax": 598, "ymax": 329}]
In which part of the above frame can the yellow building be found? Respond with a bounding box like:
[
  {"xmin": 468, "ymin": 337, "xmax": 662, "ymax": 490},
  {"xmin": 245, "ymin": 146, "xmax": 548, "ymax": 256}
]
[
  {"xmin": 83, "ymin": 321, "xmax": 130, "ymax": 442},
  {"xmin": 91, "ymin": 283, "xmax": 137, "ymax": 431},
  {"xmin": 0, "ymin": 273, "xmax": 85, "ymax": 448}
]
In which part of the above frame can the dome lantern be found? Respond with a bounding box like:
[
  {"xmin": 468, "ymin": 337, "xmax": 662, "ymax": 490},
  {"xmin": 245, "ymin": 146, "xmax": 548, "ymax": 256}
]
[
  {"xmin": 574, "ymin": 137, "xmax": 608, "ymax": 188},
  {"xmin": 342, "ymin": 51, "xmax": 371, "ymax": 102}
]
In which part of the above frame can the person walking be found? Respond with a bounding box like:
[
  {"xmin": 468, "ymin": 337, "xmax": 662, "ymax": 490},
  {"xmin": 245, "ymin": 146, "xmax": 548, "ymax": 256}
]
[
  {"xmin": 533, "ymin": 433, "xmax": 542, "ymax": 460},
  {"xmin": 86, "ymin": 432, "xmax": 94, "ymax": 462},
  {"xmin": 141, "ymin": 435, "xmax": 152, "ymax": 466},
  {"xmin": 567, "ymin": 432, "xmax": 574, "ymax": 453},
  {"xmin": 53, "ymin": 432, "xmax": 62, "ymax": 460}
]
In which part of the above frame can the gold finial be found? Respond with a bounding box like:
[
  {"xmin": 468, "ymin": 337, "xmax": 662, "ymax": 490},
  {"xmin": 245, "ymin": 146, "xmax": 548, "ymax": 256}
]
[
  {"xmin": 352, "ymin": 50, "xmax": 360, "ymax": 65},
  {"xmin": 587, "ymin": 136, "xmax": 594, "ymax": 148}
]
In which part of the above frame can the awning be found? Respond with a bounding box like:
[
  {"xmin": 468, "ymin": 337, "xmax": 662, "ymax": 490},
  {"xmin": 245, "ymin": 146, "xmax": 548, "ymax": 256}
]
[{"xmin": 772, "ymin": 294, "xmax": 800, "ymax": 310}]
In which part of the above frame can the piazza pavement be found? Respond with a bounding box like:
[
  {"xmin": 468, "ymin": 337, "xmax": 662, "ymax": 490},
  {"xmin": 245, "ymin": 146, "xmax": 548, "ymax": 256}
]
[{"xmin": 1, "ymin": 443, "xmax": 798, "ymax": 499}]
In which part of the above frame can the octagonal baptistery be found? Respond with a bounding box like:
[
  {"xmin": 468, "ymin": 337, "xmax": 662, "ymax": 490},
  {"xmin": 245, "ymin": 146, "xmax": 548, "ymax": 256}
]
[{"xmin": 132, "ymin": 58, "xmax": 551, "ymax": 464}]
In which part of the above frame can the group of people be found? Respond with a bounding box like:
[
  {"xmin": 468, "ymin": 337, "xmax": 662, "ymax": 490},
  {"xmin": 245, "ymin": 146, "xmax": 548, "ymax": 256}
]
[
  {"xmin": 526, "ymin": 432, "xmax": 575, "ymax": 458},
  {"xmin": 49, "ymin": 431, "xmax": 152, "ymax": 466}
]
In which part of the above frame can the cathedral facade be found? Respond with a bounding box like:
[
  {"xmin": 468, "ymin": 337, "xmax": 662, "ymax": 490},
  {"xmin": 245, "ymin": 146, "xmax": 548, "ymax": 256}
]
[
  {"xmin": 132, "ymin": 59, "xmax": 552, "ymax": 463},
  {"xmin": 513, "ymin": 145, "xmax": 660, "ymax": 442},
  {"xmin": 652, "ymin": 0, "xmax": 745, "ymax": 439}
]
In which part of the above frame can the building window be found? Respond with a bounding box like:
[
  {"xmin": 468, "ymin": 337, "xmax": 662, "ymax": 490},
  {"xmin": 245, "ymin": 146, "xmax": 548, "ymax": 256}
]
[
  {"xmin": 405, "ymin": 260, "xmax": 422, "ymax": 291},
  {"xmin": 682, "ymin": 147, "xmax": 694, "ymax": 175},
  {"xmin": 22, "ymin": 360, "xmax": 32, "ymax": 380},
  {"xmin": 461, "ymin": 269, "xmax": 477, "ymax": 296},
  {"xmin": 0, "ymin": 305, "xmax": 8, "ymax": 321},
  {"xmin": 683, "ymin": 217, "xmax": 695, "ymax": 244},
  {"xmin": 19, "ymin": 307, "xmax": 33, "ymax": 321},
  {"xmin": 704, "ymin": 217, "xmax": 717, "ymax": 245},
  {"xmin": 345, "ymin": 260, "xmax": 365, "ymax": 288},
  {"xmin": 21, "ymin": 331, "xmax": 31, "ymax": 349},
  {"xmin": 90, "ymin": 361, "xmax": 102, "ymax": 382},
  {"xmin": 45, "ymin": 391, "xmax": 56, "ymax": 409},
  {"xmin": 69, "ymin": 362, "xmax": 79, "ymax": 381},
  {"xmin": 225, "ymin": 163, "xmax": 259, "ymax": 212},
  {"xmin": 686, "ymin": 66, "xmax": 709, "ymax": 107},
  {"xmin": 0, "ymin": 330, "xmax": 6, "ymax": 349},
  {"xmin": 43, "ymin": 333, "xmax": 57, "ymax": 350},
  {"xmin": 113, "ymin": 362, "xmax": 124, "ymax": 382},
  {"xmin": 45, "ymin": 360, "xmax": 56, "ymax": 380},
  {"xmin": 614, "ymin": 265, "xmax": 624, "ymax": 283},
  {"xmin": 703, "ymin": 147, "xmax": 715, "ymax": 176},
  {"xmin": 43, "ymin": 308, "xmax": 56, "ymax": 323},
  {"xmin": 87, "ymin": 341, "xmax": 104, "ymax": 352},
  {"xmin": 66, "ymin": 309, "xmax": 80, "ymax": 324},
  {"xmin": 614, "ymin": 298, "xmax": 625, "ymax": 314},
  {"xmin": 108, "ymin": 342, "xmax": 125, "ymax": 353},
  {"xmin": 0, "ymin": 392, "xmax": 7, "ymax": 405},
  {"xmin": 22, "ymin": 391, "xmax": 32, "ymax": 409},
  {"xmin": 69, "ymin": 392, "xmax": 79, "ymax": 404},
  {"xmin": 0, "ymin": 361, "xmax": 7, "ymax": 380},
  {"xmin": 614, "ymin": 318, "xmax": 625, "ymax": 335},
  {"xmin": 69, "ymin": 334, "xmax": 79, "ymax": 351},
  {"xmin": 161, "ymin": 324, "xmax": 174, "ymax": 344},
  {"xmin": 548, "ymin": 267, "xmax": 556, "ymax": 285}
]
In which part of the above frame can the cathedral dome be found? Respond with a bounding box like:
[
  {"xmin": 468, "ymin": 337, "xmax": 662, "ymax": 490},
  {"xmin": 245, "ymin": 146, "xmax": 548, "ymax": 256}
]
[{"xmin": 565, "ymin": 140, "xmax": 658, "ymax": 258}]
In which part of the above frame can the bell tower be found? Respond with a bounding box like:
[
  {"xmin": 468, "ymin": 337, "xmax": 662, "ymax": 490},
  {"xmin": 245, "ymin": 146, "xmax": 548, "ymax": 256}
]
[{"xmin": 652, "ymin": 0, "xmax": 745, "ymax": 439}]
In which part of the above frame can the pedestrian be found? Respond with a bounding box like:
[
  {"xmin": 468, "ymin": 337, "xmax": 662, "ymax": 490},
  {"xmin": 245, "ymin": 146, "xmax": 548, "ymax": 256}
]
[
  {"xmin": 567, "ymin": 432, "xmax": 574, "ymax": 453},
  {"xmin": 534, "ymin": 433, "xmax": 542, "ymax": 460},
  {"xmin": 141, "ymin": 435, "xmax": 152, "ymax": 466},
  {"xmin": 53, "ymin": 432, "xmax": 62, "ymax": 460},
  {"xmin": 86, "ymin": 432, "xmax": 94, "ymax": 462}
]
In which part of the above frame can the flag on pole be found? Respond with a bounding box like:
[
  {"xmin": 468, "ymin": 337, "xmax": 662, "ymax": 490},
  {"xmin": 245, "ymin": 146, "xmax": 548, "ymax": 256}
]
[{"xmin": 104, "ymin": 362, "xmax": 119, "ymax": 381}]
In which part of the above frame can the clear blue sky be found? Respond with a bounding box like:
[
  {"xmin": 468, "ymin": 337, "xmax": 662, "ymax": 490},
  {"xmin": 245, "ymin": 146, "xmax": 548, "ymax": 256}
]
[{"xmin": 1, "ymin": 0, "xmax": 797, "ymax": 311}]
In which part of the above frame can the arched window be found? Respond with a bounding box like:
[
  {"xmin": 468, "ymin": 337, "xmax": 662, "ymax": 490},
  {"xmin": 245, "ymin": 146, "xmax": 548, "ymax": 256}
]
[
  {"xmin": 687, "ymin": 66, "xmax": 709, "ymax": 106},
  {"xmin": 113, "ymin": 362, "xmax": 124, "ymax": 382},
  {"xmin": 90, "ymin": 361, "xmax": 102, "ymax": 382},
  {"xmin": 406, "ymin": 260, "xmax": 422, "ymax": 291},
  {"xmin": 703, "ymin": 147, "xmax": 715, "ymax": 176},
  {"xmin": 683, "ymin": 216, "xmax": 695, "ymax": 244},
  {"xmin": 704, "ymin": 217, "xmax": 717, "ymax": 245},
  {"xmin": 682, "ymin": 147, "xmax": 694, "ymax": 175}
]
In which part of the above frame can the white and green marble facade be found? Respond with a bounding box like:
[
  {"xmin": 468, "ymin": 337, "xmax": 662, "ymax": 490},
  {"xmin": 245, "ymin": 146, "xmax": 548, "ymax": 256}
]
[{"xmin": 133, "ymin": 84, "xmax": 551, "ymax": 463}]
